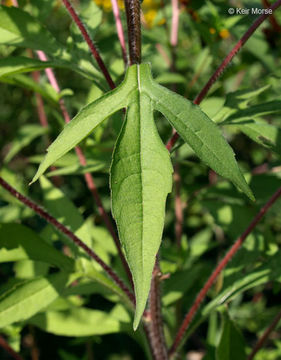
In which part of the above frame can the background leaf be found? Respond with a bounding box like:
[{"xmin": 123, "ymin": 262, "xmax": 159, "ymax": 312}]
[
  {"xmin": 0, "ymin": 223, "xmax": 74, "ymax": 272},
  {"xmin": 0, "ymin": 272, "xmax": 69, "ymax": 328}
]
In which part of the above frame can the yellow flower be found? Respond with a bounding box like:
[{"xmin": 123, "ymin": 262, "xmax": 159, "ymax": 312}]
[
  {"xmin": 219, "ymin": 29, "xmax": 230, "ymax": 39},
  {"xmin": 3, "ymin": 0, "xmax": 14, "ymax": 6},
  {"xmin": 93, "ymin": 0, "xmax": 164, "ymax": 28},
  {"xmin": 209, "ymin": 27, "xmax": 216, "ymax": 35},
  {"xmin": 94, "ymin": 0, "xmax": 124, "ymax": 12}
]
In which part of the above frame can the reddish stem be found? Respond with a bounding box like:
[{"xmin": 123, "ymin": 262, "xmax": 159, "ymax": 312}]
[
  {"xmin": 61, "ymin": 0, "xmax": 116, "ymax": 89},
  {"xmin": 174, "ymin": 159, "xmax": 183, "ymax": 248},
  {"xmin": 31, "ymin": 71, "xmax": 49, "ymax": 128},
  {"xmin": 0, "ymin": 176, "xmax": 135, "ymax": 306},
  {"xmin": 111, "ymin": 0, "xmax": 128, "ymax": 65},
  {"xmin": 36, "ymin": 51, "xmax": 133, "ymax": 289},
  {"xmin": 169, "ymin": 185, "xmax": 281, "ymax": 356},
  {"xmin": 248, "ymin": 308, "xmax": 281, "ymax": 360},
  {"xmin": 149, "ymin": 261, "xmax": 169, "ymax": 360},
  {"xmin": 0, "ymin": 336, "xmax": 23, "ymax": 360},
  {"xmin": 166, "ymin": 0, "xmax": 281, "ymax": 151},
  {"xmin": 262, "ymin": 0, "xmax": 281, "ymax": 32}
]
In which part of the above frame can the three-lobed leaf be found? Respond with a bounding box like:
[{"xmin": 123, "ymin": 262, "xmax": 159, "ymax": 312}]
[
  {"xmin": 110, "ymin": 72, "xmax": 173, "ymax": 328},
  {"xmin": 31, "ymin": 63, "xmax": 253, "ymax": 329}
]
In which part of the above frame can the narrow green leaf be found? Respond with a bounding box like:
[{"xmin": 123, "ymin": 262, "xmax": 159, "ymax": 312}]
[
  {"xmin": 110, "ymin": 65, "xmax": 173, "ymax": 329},
  {"xmin": 140, "ymin": 65, "xmax": 254, "ymax": 200},
  {"xmin": 0, "ymin": 5, "xmax": 62, "ymax": 54},
  {"xmin": 31, "ymin": 75, "xmax": 132, "ymax": 184},
  {"xmin": 216, "ymin": 312, "xmax": 246, "ymax": 360},
  {"xmin": 4, "ymin": 124, "xmax": 48, "ymax": 163},
  {"xmin": 0, "ymin": 272, "xmax": 69, "ymax": 328},
  {"xmin": 0, "ymin": 74, "xmax": 59, "ymax": 105},
  {"xmin": 0, "ymin": 56, "xmax": 56, "ymax": 78},
  {"xmin": 229, "ymin": 119, "xmax": 281, "ymax": 155},
  {"xmin": 29, "ymin": 306, "xmax": 129, "ymax": 336},
  {"xmin": 0, "ymin": 223, "xmax": 74, "ymax": 272},
  {"xmin": 225, "ymin": 101, "xmax": 281, "ymax": 123}
]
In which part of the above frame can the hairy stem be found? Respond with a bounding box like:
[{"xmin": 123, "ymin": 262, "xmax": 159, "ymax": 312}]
[
  {"xmin": 248, "ymin": 308, "xmax": 281, "ymax": 360},
  {"xmin": 0, "ymin": 176, "xmax": 135, "ymax": 305},
  {"xmin": 111, "ymin": 0, "xmax": 128, "ymax": 65},
  {"xmin": 0, "ymin": 336, "xmax": 23, "ymax": 360},
  {"xmin": 166, "ymin": 0, "xmax": 281, "ymax": 151},
  {"xmin": 124, "ymin": 0, "xmax": 141, "ymax": 64},
  {"xmin": 169, "ymin": 185, "xmax": 281, "ymax": 356},
  {"xmin": 149, "ymin": 261, "xmax": 169, "ymax": 360},
  {"xmin": 61, "ymin": 0, "xmax": 115, "ymax": 89},
  {"xmin": 35, "ymin": 50, "xmax": 133, "ymax": 289}
]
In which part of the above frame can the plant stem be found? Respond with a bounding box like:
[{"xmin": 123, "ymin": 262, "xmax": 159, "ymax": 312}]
[
  {"xmin": 166, "ymin": 0, "xmax": 281, "ymax": 151},
  {"xmin": 124, "ymin": 0, "xmax": 141, "ymax": 64},
  {"xmin": 174, "ymin": 159, "xmax": 183, "ymax": 248},
  {"xmin": 170, "ymin": 0, "xmax": 179, "ymax": 48},
  {"xmin": 248, "ymin": 308, "xmax": 281, "ymax": 360},
  {"xmin": 35, "ymin": 50, "xmax": 133, "ymax": 289},
  {"xmin": 0, "ymin": 176, "xmax": 135, "ymax": 306},
  {"xmin": 111, "ymin": 0, "xmax": 128, "ymax": 65},
  {"xmin": 149, "ymin": 261, "xmax": 169, "ymax": 360},
  {"xmin": 61, "ymin": 0, "xmax": 116, "ymax": 89},
  {"xmin": 169, "ymin": 185, "xmax": 281, "ymax": 357},
  {"xmin": 262, "ymin": 0, "xmax": 281, "ymax": 32},
  {"xmin": 0, "ymin": 336, "xmax": 23, "ymax": 360}
]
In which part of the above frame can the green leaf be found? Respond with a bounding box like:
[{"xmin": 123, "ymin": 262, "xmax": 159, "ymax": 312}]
[
  {"xmin": 0, "ymin": 56, "xmax": 57, "ymax": 78},
  {"xmin": 30, "ymin": 74, "xmax": 132, "ymax": 184},
  {"xmin": 144, "ymin": 68, "xmax": 253, "ymax": 200},
  {"xmin": 29, "ymin": 305, "xmax": 130, "ymax": 336},
  {"xmin": 228, "ymin": 119, "xmax": 281, "ymax": 155},
  {"xmin": 0, "ymin": 73, "xmax": 59, "ymax": 105},
  {"xmin": 4, "ymin": 124, "xmax": 48, "ymax": 163},
  {"xmin": 0, "ymin": 272, "xmax": 69, "ymax": 328},
  {"xmin": 111, "ymin": 67, "xmax": 173, "ymax": 329},
  {"xmin": 224, "ymin": 101, "xmax": 281, "ymax": 123},
  {"xmin": 0, "ymin": 223, "xmax": 74, "ymax": 272},
  {"xmin": 0, "ymin": 5, "xmax": 62, "ymax": 54},
  {"xmin": 216, "ymin": 312, "xmax": 246, "ymax": 360}
]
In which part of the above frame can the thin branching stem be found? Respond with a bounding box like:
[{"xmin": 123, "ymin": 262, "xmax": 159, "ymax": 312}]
[
  {"xmin": 111, "ymin": 0, "xmax": 128, "ymax": 65},
  {"xmin": 166, "ymin": 0, "xmax": 281, "ymax": 151},
  {"xmin": 61, "ymin": 0, "xmax": 116, "ymax": 89},
  {"xmin": 124, "ymin": 0, "xmax": 141, "ymax": 64},
  {"xmin": 169, "ymin": 185, "xmax": 281, "ymax": 357},
  {"xmin": 248, "ymin": 308, "xmax": 281, "ymax": 360},
  {"xmin": 0, "ymin": 336, "xmax": 23, "ymax": 360},
  {"xmin": 35, "ymin": 50, "xmax": 133, "ymax": 288},
  {"xmin": 0, "ymin": 176, "xmax": 135, "ymax": 306}
]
